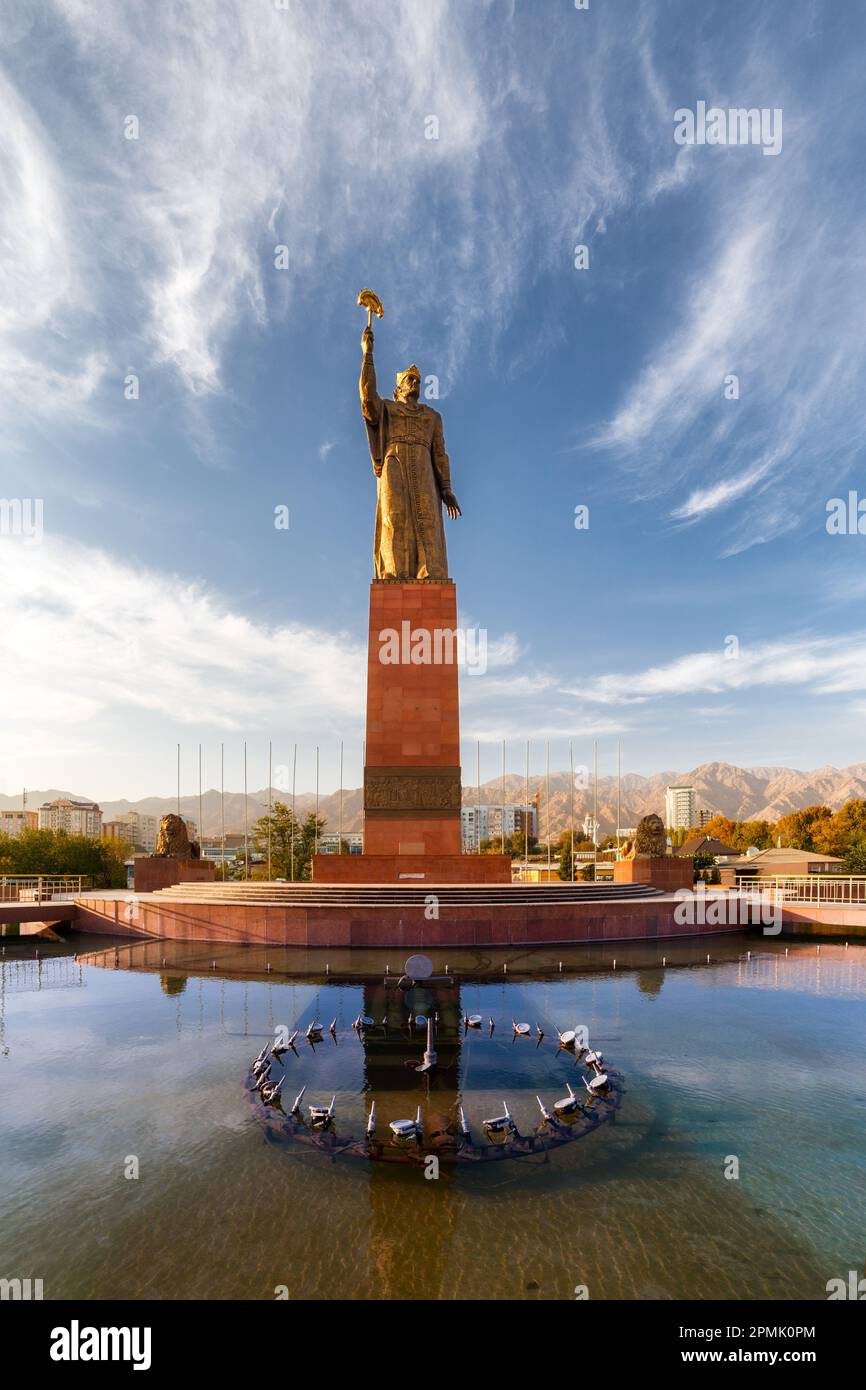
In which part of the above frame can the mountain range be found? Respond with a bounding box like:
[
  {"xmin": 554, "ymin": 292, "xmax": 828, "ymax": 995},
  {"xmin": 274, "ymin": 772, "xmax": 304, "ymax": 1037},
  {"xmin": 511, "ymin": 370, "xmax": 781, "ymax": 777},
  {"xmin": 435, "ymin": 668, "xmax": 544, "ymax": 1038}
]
[{"xmin": 5, "ymin": 762, "xmax": 866, "ymax": 839}]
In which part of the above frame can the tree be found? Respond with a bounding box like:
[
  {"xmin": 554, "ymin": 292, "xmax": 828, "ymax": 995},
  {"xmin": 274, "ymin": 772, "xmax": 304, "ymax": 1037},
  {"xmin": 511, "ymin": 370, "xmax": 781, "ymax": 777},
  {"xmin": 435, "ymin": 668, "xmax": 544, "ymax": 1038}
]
[
  {"xmin": 817, "ymin": 799, "xmax": 866, "ymax": 856},
  {"xmin": 479, "ymin": 837, "xmax": 507, "ymax": 855},
  {"xmin": 503, "ymin": 830, "xmax": 539, "ymax": 860},
  {"xmin": 730, "ymin": 819, "xmax": 774, "ymax": 852},
  {"xmin": 775, "ymin": 805, "xmax": 833, "ymax": 852},
  {"xmin": 556, "ymin": 828, "xmax": 574, "ymax": 856},
  {"xmin": 698, "ymin": 815, "xmax": 736, "ymax": 843},
  {"xmin": 843, "ymin": 840, "xmax": 866, "ymax": 874},
  {"xmin": 558, "ymin": 839, "xmax": 573, "ymax": 881},
  {"xmin": 251, "ymin": 802, "xmax": 326, "ymax": 880},
  {"xmin": 0, "ymin": 828, "xmax": 129, "ymax": 888},
  {"xmin": 692, "ymin": 851, "xmax": 716, "ymax": 883}
]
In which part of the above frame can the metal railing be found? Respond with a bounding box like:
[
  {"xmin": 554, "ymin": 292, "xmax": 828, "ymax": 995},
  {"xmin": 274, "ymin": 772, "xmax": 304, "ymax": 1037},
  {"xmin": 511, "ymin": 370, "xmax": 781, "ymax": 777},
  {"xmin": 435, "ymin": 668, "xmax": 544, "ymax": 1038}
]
[
  {"xmin": 736, "ymin": 874, "xmax": 866, "ymax": 906},
  {"xmin": 0, "ymin": 875, "xmax": 86, "ymax": 904}
]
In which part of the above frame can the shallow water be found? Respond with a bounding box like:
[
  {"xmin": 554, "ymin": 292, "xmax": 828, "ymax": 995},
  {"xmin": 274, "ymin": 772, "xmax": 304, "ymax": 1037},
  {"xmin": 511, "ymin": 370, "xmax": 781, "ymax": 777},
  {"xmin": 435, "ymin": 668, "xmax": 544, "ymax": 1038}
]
[{"xmin": 1, "ymin": 933, "xmax": 863, "ymax": 1300}]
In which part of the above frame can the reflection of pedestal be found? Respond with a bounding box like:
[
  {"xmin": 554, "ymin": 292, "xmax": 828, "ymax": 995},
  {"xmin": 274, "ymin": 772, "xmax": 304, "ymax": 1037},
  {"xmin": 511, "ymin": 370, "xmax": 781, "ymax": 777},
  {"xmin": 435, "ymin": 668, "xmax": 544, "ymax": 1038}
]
[
  {"xmin": 613, "ymin": 856, "xmax": 693, "ymax": 892},
  {"xmin": 315, "ymin": 579, "xmax": 510, "ymax": 884}
]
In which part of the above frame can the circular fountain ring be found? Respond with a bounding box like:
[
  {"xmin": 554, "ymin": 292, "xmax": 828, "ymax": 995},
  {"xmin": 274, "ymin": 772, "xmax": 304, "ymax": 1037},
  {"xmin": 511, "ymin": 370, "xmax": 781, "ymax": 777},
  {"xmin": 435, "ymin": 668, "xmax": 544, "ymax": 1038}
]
[{"xmin": 243, "ymin": 1065, "xmax": 624, "ymax": 1165}]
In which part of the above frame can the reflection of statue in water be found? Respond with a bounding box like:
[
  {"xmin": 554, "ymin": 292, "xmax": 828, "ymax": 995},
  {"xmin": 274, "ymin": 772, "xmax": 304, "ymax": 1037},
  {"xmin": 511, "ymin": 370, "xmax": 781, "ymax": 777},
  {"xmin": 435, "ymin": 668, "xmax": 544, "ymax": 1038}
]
[{"xmin": 359, "ymin": 315, "xmax": 461, "ymax": 581}]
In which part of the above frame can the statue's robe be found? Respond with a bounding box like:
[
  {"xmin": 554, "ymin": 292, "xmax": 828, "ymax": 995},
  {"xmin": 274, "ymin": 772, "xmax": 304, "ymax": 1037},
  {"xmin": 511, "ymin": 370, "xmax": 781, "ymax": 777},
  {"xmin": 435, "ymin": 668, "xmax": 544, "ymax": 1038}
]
[{"xmin": 360, "ymin": 354, "xmax": 452, "ymax": 580}]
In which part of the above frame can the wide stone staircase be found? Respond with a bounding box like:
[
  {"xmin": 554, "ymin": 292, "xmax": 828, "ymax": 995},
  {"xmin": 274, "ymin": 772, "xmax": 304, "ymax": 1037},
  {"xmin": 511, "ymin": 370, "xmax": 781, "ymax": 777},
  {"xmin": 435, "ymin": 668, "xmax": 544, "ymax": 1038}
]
[{"xmin": 145, "ymin": 879, "xmax": 663, "ymax": 908}]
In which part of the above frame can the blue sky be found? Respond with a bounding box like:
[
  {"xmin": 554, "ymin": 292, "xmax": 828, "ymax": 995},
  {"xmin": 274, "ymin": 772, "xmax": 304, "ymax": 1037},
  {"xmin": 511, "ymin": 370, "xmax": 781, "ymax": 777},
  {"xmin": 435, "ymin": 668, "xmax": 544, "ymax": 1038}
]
[{"xmin": 1, "ymin": 0, "xmax": 865, "ymax": 800}]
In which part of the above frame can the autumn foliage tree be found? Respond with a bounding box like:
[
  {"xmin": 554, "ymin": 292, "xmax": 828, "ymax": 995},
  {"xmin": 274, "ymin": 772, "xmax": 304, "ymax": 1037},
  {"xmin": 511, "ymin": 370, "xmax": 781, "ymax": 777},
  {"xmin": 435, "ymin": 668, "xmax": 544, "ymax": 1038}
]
[
  {"xmin": 698, "ymin": 815, "xmax": 737, "ymax": 843},
  {"xmin": 729, "ymin": 819, "xmax": 775, "ymax": 851},
  {"xmin": 816, "ymin": 800, "xmax": 866, "ymax": 855},
  {"xmin": 775, "ymin": 805, "xmax": 834, "ymax": 852}
]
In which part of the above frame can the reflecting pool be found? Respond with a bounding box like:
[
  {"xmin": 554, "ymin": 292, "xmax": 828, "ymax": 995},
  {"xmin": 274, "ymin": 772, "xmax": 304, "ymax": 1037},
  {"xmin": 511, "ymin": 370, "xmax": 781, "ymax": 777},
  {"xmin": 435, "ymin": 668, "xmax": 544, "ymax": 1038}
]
[{"xmin": 1, "ymin": 933, "xmax": 863, "ymax": 1300}]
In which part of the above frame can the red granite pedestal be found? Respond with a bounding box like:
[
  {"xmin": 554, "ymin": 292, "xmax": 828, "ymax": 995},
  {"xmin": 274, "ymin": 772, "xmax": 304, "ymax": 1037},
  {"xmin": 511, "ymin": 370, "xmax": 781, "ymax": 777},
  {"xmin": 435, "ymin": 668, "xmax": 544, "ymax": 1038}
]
[
  {"xmin": 134, "ymin": 857, "xmax": 216, "ymax": 893},
  {"xmin": 315, "ymin": 579, "xmax": 510, "ymax": 884},
  {"xmin": 613, "ymin": 856, "xmax": 694, "ymax": 892}
]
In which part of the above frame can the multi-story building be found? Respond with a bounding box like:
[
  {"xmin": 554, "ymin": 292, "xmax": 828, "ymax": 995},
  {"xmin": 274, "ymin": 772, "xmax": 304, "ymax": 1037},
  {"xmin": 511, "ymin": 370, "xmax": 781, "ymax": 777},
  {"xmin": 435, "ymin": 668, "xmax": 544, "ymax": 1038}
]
[
  {"xmin": 582, "ymin": 814, "xmax": 599, "ymax": 845},
  {"xmin": 461, "ymin": 805, "xmax": 488, "ymax": 850},
  {"xmin": 102, "ymin": 820, "xmax": 133, "ymax": 846},
  {"xmin": 317, "ymin": 832, "xmax": 364, "ymax": 855},
  {"xmin": 38, "ymin": 798, "xmax": 102, "ymax": 837},
  {"xmin": 200, "ymin": 834, "xmax": 244, "ymax": 864},
  {"xmin": 102, "ymin": 811, "xmax": 158, "ymax": 852},
  {"xmin": 664, "ymin": 784, "xmax": 697, "ymax": 832},
  {"xmin": 0, "ymin": 810, "xmax": 38, "ymax": 837},
  {"xmin": 461, "ymin": 804, "xmax": 537, "ymax": 851}
]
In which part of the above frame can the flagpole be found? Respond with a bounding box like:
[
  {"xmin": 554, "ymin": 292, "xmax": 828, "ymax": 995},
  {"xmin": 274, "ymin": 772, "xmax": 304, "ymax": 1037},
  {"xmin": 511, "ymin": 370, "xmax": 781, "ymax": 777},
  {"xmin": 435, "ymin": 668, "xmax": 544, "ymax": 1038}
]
[
  {"xmin": 593, "ymin": 739, "xmax": 598, "ymax": 874},
  {"xmin": 616, "ymin": 740, "xmax": 621, "ymax": 859},
  {"xmin": 362, "ymin": 739, "xmax": 366, "ymax": 854},
  {"xmin": 291, "ymin": 743, "xmax": 297, "ymax": 881},
  {"xmin": 501, "ymin": 738, "xmax": 506, "ymax": 856},
  {"xmin": 339, "ymin": 740, "xmax": 344, "ymax": 853},
  {"xmin": 476, "ymin": 739, "xmax": 481, "ymax": 854},
  {"xmin": 267, "ymin": 739, "xmax": 272, "ymax": 880},
  {"xmin": 315, "ymin": 745, "xmax": 319, "ymax": 856},
  {"xmin": 570, "ymin": 739, "xmax": 575, "ymax": 883},
  {"xmin": 221, "ymin": 742, "xmax": 225, "ymax": 881},
  {"xmin": 524, "ymin": 740, "xmax": 529, "ymax": 872},
  {"xmin": 243, "ymin": 740, "xmax": 249, "ymax": 881},
  {"xmin": 546, "ymin": 741, "xmax": 551, "ymax": 879},
  {"xmin": 176, "ymin": 743, "xmax": 180, "ymax": 817}
]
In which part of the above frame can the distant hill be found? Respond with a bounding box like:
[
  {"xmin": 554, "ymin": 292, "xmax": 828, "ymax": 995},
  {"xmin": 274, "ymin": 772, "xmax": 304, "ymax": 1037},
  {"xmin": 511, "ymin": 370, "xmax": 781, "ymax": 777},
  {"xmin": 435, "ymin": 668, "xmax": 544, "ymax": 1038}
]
[{"xmin": 4, "ymin": 762, "xmax": 866, "ymax": 838}]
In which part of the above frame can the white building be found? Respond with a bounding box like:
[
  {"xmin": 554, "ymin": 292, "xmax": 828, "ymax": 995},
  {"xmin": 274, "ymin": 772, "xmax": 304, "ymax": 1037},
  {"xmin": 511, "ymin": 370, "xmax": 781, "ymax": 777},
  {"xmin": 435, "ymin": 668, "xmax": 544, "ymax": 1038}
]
[
  {"xmin": 665, "ymin": 784, "xmax": 697, "ymax": 831},
  {"xmin": 461, "ymin": 804, "xmax": 536, "ymax": 851},
  {"xmin": 38, "ymin": 798, "xmax": 102, "ymax": 837},
  {"xmin": 582, "ymin": 814, "xmax": 599, "ymax": 846}
]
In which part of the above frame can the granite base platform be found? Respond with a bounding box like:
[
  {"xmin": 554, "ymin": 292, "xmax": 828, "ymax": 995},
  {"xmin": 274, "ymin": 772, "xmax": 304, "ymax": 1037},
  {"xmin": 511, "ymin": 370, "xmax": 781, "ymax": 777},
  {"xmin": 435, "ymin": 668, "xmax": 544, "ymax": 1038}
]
[{"xmin": 71, "ymin": 880, "xmax": 755, "ymax": 948}]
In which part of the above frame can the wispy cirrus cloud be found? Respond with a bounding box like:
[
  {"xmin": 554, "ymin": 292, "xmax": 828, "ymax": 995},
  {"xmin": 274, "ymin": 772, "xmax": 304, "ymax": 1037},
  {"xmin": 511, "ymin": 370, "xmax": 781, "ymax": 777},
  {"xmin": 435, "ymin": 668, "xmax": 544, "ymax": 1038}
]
[
  {"xmin": 593, "ymin": 218, "xmax": 771, "ymax": 455},
  {"xmin": 0, "ymin": 0, "xmax": 691, "ymax": 451},
  {"xmin": 0, "ymin": 66, "xmax": 107, "ymax": 441},
  {"xmin": 3, "ymin": 0, "xmax": 864, "ymax": 547},
  {"xmin": 570, "ymin": 634, "xmax": 866, "ymax": 705},
  {"xmin": 590, "ymin": 22, "xmax": 866, "ymax": 555}
]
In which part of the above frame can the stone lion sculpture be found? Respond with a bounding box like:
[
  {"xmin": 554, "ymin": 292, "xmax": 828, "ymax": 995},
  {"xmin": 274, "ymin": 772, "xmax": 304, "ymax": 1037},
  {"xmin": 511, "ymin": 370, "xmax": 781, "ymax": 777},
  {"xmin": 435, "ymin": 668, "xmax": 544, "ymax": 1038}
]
[
  {"xmin": 622, "ymin": 813, "xmax": 667, "ymax": 860},
  {"xmin": 154, "ymin": 813, "xmax": 199, "ymax": 859}
]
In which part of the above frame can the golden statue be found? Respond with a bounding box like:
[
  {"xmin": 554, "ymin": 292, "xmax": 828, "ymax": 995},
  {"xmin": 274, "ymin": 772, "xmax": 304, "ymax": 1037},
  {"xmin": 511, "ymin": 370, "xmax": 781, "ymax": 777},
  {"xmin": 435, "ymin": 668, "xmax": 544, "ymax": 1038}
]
[{"xmin": 358, "ymin": 289, "xmax": 460, "ymax": 581}]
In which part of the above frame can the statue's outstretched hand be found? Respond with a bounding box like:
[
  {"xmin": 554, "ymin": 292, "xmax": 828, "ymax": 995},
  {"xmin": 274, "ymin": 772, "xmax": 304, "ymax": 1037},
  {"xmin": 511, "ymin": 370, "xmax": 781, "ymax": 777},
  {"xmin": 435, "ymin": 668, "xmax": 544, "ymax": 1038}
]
[
  {"xmin": 361, "ymin": 326, "xmax": 374, "ymax": 354},
  {"xmin": 442, "ymin": 490, "xmax": 462, "ymax": 520}
]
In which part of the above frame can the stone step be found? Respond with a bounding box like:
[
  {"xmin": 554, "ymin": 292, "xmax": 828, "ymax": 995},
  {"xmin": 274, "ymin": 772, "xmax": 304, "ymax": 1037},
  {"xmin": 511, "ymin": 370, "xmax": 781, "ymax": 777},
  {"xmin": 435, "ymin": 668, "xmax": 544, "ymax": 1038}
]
[{"xmin": 143, "ymin": 881, "xmax": 662, "ymax": 908}]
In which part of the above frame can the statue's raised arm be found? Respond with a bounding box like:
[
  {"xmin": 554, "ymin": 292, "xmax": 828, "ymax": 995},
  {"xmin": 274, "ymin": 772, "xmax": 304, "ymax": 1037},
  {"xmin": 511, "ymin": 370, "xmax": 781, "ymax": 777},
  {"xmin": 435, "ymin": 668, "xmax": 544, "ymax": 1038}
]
[{"xmin": 359, "ymin": 325, "xmax": 380, "ymax": 427}]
